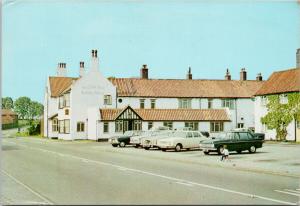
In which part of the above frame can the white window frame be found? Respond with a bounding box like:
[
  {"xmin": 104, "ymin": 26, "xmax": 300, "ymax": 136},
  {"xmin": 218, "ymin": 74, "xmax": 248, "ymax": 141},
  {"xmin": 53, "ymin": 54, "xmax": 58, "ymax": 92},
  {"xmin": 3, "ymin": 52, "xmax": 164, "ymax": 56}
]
[
  {"xmin": 222, "ymin": 99, "xmax": 235, "ymax": 110},
  {"xmin": 52, "ymin": 118, "xmax": 58, "ymax": 132},
  {"xmin": 140, "ymin": 99, "xmax": 145, "ymax": 109},
  {"xmin": 208, "ymin": 98, "xmax": 213, "ymax": 109},
  {"xmin": 133, "ymin": 120, "xmax": 142, "ymax": 131},
  {"xmin": 210, "ymin": 122, "xmax": 224, "ymax": 132},
  {"xmin": 115, "ymin": 120, "xmax": 123, "ymax": 132},
  {"xmin": 279, "ymin": 94, "xmax": 288, "ymax": 104},
  {"xmin": 103, "ymin": 122, "xmax": 109, "ymax": 133},
  {"xmin": 77, "ymin": 122, "xmax": 85, "ymax": 132},
  {"xmin": 163, "ymin": 122, "xmax": 173, "ymax": 129},
  {"xmin": 150, "ymin": 99, "xmax": 156, "ymax": 109},
  {"xmin": 185, "ymin": 122, "xmax": 199, "ymax": 131},
  {"xmin": 178, "ymin": 98, "xmax": 192, "ymax": 109}
]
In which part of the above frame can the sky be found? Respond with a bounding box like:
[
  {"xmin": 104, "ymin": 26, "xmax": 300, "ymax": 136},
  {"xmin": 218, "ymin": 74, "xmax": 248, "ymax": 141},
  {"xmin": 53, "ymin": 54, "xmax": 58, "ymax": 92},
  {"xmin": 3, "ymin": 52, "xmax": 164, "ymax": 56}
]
[{"xmin": 3, "ymin": 0, "xmax": 300, "ymax": 103}]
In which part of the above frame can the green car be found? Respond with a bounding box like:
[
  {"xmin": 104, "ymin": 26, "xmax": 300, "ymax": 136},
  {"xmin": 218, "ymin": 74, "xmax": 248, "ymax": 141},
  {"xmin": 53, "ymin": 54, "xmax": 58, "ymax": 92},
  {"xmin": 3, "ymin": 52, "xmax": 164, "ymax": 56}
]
[{"xmin": 199, "ymin": 130, "xmax": 265, "ymax": 155}]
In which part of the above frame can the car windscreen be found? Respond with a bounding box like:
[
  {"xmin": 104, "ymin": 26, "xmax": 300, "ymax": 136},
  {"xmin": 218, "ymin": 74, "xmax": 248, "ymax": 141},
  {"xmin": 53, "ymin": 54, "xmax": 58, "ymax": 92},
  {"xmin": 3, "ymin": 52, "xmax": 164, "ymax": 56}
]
[{"xmin": 216, "ymin": 132, "xmax": 230, "ymax": 139}]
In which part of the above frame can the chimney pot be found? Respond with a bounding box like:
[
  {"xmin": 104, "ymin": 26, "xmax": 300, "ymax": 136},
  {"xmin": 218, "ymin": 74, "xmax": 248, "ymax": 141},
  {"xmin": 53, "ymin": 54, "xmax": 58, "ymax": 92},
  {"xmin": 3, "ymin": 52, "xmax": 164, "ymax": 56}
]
[
  {"xmin": 225, "ymin": 68, "xmax": 231, "ymax": 80},
  {"xmin": 256, "ymin": 73, "xmax": 263, "ymax": 81},
  {"xmin": 95, "ymin": 50, "xmax": 98, "ymax": 58},
  {"xmin": 186, "ymin": 67, "xmax": 192, "ymax": 80},
  {"xmin": 140, "ymin": 64, "xmax": 148, "ymax": 79},
  {"xmin": 240, "ymin": 68, "xmax": 247, "ymax": 81}
]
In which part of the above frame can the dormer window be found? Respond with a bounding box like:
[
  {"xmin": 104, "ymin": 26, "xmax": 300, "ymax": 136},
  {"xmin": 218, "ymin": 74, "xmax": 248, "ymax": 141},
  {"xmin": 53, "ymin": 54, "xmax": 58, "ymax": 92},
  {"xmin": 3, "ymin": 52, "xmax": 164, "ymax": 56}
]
[
  {"xmin": 178, "ymin": 98, "xmax": 191, "ymax": 109},
  {"xmin": 59, "ymin": 93, "xmax": 70, "ymax": 109},
  {"xmin": 279, "ymin": 94, "xmax": 288, "ymax": 104}
]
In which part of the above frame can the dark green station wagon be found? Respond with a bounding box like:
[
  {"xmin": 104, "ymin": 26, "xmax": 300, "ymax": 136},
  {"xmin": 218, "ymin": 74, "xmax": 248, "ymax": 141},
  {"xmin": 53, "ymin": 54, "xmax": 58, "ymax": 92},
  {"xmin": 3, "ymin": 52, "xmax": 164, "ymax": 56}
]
[{"xmin": 199, "ymin": 130, "xmax": 265, "ymax": 155}]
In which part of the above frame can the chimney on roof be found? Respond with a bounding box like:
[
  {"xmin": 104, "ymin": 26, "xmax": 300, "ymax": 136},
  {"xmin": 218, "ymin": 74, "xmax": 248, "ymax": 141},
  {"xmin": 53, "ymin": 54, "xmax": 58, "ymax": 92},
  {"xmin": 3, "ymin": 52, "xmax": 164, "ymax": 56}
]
[
  {"xmin": 140, "ymin": 64, "xmax": 148, "ymax": 79},
  {"xmin": 296, "ymin": 48, "xmax": 300, "ymax": 68},
  {"xmin": 256, "ymin": 73, "xmax": 263, "ymax": 81},
  {"xmin": 79, "ymin": 61, "xmax": 85, "ymax": 77},
  {"xmin": 240, "ymin": 68, "xmax": 247, "ymax": 81},
  {"xmin": 57, "ymin": 62, "xmax": 67, "ymax": 77},
  {"xmin": 186, "ymin": 67, "xmax": 192, "ymax": 80},
  {"xmin": 225, "ymin": 68, "xmax": 231, "ymax": 80},
  {"xmin": 90, "ymin": 49, "xmax": 99, "ymax": 72}
]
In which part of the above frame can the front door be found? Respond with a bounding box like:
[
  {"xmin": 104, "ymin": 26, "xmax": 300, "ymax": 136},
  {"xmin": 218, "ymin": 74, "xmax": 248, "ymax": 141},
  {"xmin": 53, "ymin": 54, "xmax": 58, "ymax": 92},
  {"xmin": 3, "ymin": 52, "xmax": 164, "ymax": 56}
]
[{"xmin": 123, "ymin": 120, "xmax": 133, "ymax": 132}]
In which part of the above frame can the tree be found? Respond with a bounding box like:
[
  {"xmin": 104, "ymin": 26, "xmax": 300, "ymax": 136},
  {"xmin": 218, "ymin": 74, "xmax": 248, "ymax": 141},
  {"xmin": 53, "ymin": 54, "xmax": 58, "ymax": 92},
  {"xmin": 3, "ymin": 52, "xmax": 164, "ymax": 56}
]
[
  {"xmin": 28, "ymin": 101, "xmax": 44, "ymax": 120},
  {"xmin": 261, "ymin": 93, "xmax": 300, "ymax": 141},
  {"xmin": 14, "ymin": 97, "xmax": 31, "ymax": 119},
  {"xmin": 2, "ymin": 97, "xmax": 14, "ymax": 109}
]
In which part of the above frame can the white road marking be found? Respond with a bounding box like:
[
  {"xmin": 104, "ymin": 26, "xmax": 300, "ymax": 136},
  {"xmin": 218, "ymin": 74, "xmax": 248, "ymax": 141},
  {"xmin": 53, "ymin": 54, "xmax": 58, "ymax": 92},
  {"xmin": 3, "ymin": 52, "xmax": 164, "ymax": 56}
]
[
  {"xmin": 3, "ymin": 140, "xmax": 297, "ymax": 205},
  {"xmin": 1, "ymin": 170, "xmax": 53, "ymax": 205},
  {"xmin": 175, "ymin": 181, "xmax": 194, "ymax": 187},
  {"xmin": 275, "ymin": 190, "xmax": 300, "ymax": 197},
  {"xmin": 284, "ymin": 189, "xmax": 300, "ymax": 194}
]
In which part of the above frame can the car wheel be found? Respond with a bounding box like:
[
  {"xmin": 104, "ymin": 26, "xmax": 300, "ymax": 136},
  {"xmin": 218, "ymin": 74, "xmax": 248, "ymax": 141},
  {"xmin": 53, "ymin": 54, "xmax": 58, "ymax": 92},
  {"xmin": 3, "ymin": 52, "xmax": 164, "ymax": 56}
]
[
  {"xmin": 175, "ymin": 144, "xmax": 182, "ymax": 152},
  {"xmin": 236, "ymin": 150, "xmax": 242, "ymax": 154},
  {"xmin": 161, "ymin": 148, "xmax": 166, "ymax": 152},
  {"xmin": 112, "ymin": 144, "xmax": 118, "ymax": 147},
  {"xmin": 144, "ymin": 147, "xmax": 150, "ymax": 150},
  {"xmin": 217, "ymin": 146, "xmax": 223, "ymax": 155},
  {"xmin": 119, "ymin": 142, "xmax": 126, "ymax": 147},
  {"xmin": 203, "ymin": 151, "xmax": 209, "ymax": 155},
  {"xmin": 249, "ymin": 145, "xmax": 256, "ymax": 153}
]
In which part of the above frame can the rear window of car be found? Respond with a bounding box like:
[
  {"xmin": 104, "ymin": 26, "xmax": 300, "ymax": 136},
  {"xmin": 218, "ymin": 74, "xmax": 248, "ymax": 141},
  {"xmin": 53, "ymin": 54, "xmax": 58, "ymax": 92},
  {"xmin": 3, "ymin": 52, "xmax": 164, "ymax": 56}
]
[{"xmin": 193, "ymin": 132, "xmax": 201, "ymax": 137}]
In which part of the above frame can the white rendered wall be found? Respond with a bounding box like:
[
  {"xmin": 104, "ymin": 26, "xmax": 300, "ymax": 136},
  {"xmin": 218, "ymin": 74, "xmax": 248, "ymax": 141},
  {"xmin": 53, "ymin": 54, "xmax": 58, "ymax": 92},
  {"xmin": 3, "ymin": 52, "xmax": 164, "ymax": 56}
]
[{"xmin": 70, "ymin": 69, "xmax": 117, "ymax": 140}]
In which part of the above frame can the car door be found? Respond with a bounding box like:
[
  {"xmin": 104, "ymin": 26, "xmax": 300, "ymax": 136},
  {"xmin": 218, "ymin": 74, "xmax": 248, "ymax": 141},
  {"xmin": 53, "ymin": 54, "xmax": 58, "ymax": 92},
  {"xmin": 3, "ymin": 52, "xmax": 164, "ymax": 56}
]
[
  {"xmin": 227, "ymin": 132, "xmax": 239, "ymax": 151},
  {"xmin": 185, "ymin": 132, "xmax": 193, "ymax": 148},
  {"xmin": 192, "ymin": 132, "xmax": 203, "ymax": 148},
  {"xmin": 238, "ymin": 132, "xmax": 249, "ymax": 150}
]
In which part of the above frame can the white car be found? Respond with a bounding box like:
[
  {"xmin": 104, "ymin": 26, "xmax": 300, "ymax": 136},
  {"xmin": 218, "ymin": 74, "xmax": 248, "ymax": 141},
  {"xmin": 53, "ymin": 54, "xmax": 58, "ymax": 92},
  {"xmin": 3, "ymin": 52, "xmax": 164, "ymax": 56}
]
[
  {"xmin": 130, "ymin": 128, "xmax": 170, "ymax": 147},
  {"xmin": 157, "ymin": 130, "xmax": 207, "ymax": 152},
  {"xmin": 142, "ymin": 131, "xmax": 174, "ymax": 150}
]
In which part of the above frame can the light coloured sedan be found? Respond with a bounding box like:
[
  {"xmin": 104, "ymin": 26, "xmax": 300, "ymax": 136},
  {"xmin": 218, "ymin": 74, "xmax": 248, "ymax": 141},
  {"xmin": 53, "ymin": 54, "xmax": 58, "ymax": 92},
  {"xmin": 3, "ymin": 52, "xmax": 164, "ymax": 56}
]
[
  {"xmin": 157, "ymin": 130, "xmax": 207, "ymax": 152},
  {"xmin": 130, "ymin": 128, "xmax": 170, "ymax": 148},
  {"xmin": 141, "ymin": 130, "xmax": 173, "ymax": 150}
]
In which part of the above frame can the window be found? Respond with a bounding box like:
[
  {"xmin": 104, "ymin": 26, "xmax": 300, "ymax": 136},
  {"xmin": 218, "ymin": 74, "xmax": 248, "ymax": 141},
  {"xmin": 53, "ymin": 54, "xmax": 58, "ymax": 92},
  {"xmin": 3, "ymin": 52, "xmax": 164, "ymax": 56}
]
[
  {"xmin": 210, "ymin": 122, "xmax": 224, "ymax": 132},
  {"xmin": 199, "ymin": 99, "xmax": 202, "ymax": 109},
  {"xmin": 59, "ymin": 93, "xmax": 70, "ymax": 109},
  {"xmin": 52, "ymin": 119, "xmax": 58, "ymax": 132},
  {"xmin": 279, "ymin": 94, "xmax": 288, "ymax": 104},
  {"xmin": 185, "ymin": 122, "xmax": 199, "ymax": 131},
  {"xmin": 148, "ymin": 122, "xmax": 153, "ymax": 130},
  {"xmin": 163, "ymin": 122, "xmax": 173, "ymax": 129},
  {"xmin": 64, "ymin": 93, "xmax": 70, "ymax": 107},
  {"xmin": 115, "ymin": 120, "xmax": 123, "ymax": 132},
  {"xmin": 237, "ymin": 123, "xmax": 244, "ymax": 128},
  {"xmin": 150, "ymin": 99, "xmax": 156, "ymax": 109},
  {"xmin": 178, "ymin": 98, "xmax": 192, "ymax": 109},
  {"xmin": 59, "ymin": 120, "xmax": 64, "ymax": 133},
  {"xmin": 59, "ymin": 96, "xmax": 64, "ymax": 109},
  {"xmin": 208, "ymin": 99, "xmax": 213, "ymax": 109},
  {"xmin": 65, "ymin": 109, "xmax": 69, "ymax": 115},
  {"xmin": 133, "ymin": 120, "xmax": 142, "ymax": 131},
  {"xmin": 222, "ymin": 99, "xmax": 235, "ymax": 109},
  {"xmin": 104, "ymin": 95, "xmax": 112, "ymax": 105},
  {"xmin": 140, "ymin": 99, "xmax": 145, "ymax": 109},
  {"xmin": 77, "ymin": 122, "xmax": 85, "ymax": 132},
  {"xmin": 239, "ymin": 132, "xmax": 248, "ymax": 140},
  {"xmin": 58, "ymin": 120, "xmax": 70, "ymax": 134},
  {"xmin": 64, "ymin": 120, "xmax": 70, "ymax": 134},
  {"xmin": 186, "ymin": 132, "xmax": 193, "ymax": 138},
  {"xmin": 118, "ymin": 98, "xmax": 123, "ymax": 103},
  {"xmin": 103, "ymin": 122, "xmax": 109, "ymax": 133},
  {"xmin": 193, "ymin": 132, "xmax": 200, "ymax": 137}
]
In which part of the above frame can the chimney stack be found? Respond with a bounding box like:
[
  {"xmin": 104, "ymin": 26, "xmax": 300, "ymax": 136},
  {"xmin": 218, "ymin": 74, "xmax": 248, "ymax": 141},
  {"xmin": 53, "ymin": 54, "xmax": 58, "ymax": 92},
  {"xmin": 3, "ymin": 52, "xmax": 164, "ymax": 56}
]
[
  {"xmin": 225, "ymin": 68, "xmax": 231, "ymax": 80},
  {"xmin": 57, "ymin": 62, "xmax": 67, "ymax": 77},
  {"xmin": 186, "ymin": 67, "xmax": 192, "ymax": 80},
  {"xmin": 256, "ymin": 73, "xmax": 263, "ymax": 81},
  {"xmin": 240, "ymin": 68, "xmax": 247, "ymax": 81},
  {"xmin": 79, "ymin": 61, "xmax": 85, "ymax": 77},
  {"xmin": 140, "ymin": 64, "xmax": 148, "ymax": 79},
  {"xmin": 297, "ymin": 48, "xmax": 300, "ymax": 68},
  {"xmin": 90, "ymin": 49, "xmax": 99, "ymax": 71}
]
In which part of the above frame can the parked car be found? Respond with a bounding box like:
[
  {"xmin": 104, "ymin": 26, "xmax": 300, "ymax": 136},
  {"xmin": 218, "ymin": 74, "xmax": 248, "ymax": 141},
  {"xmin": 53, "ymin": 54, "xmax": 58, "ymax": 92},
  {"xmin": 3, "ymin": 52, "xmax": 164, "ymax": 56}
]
[
  {"xmin": 109, "ymin": 130, "xmax": 143, "ymax": 147},
  {"xmin": 141, "ymin": 131, "xmax": 173, "ymax": 150},
  {"xmin": 130, "ymin": 126, "xmax": 171, "ymax": 147},
  {"xmin": 200, "ymin": 131, "xmax": 210, "ymax": 138},
  {"xmin": 157, "ymin": 130, "xmax": 207, "ymax": 152},
  {"xmin": 199, "ymin": 130, "xmax": 265, "ymax": 155}
]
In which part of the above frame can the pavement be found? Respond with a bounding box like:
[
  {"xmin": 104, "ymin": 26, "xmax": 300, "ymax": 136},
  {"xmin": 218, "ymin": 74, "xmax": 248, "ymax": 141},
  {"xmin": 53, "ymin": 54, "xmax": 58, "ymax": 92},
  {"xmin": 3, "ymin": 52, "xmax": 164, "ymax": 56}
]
[{"xmin": 1, "ymin": 134, "xmax": 300, "ymax": 205}]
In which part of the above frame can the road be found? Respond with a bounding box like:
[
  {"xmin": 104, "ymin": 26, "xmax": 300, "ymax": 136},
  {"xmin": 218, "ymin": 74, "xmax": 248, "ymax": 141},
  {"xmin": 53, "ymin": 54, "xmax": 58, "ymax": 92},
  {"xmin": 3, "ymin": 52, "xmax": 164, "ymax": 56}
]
[{"xmin": 1, "ymin": 136, "xmax": 299, "ymax": 205}]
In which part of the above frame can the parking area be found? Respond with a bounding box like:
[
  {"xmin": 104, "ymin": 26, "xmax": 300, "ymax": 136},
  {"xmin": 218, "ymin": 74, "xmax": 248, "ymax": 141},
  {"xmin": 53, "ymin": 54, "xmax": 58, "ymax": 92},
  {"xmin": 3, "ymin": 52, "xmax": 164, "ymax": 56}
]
[{"xmin": 101, "ymin": 141, "xmax": 300, "ymax": 178}]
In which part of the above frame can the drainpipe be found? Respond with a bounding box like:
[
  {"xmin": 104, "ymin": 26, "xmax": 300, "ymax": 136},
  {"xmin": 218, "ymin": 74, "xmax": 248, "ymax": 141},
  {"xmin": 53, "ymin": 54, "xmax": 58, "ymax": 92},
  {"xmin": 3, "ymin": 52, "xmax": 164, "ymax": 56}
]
[
  {"xmin": 46, "ymin": 87, "xmax": 49, "ymax": 138},
  {"xmin": 235, "ymin": 98, "xmax": 238, "ymax": 129}
]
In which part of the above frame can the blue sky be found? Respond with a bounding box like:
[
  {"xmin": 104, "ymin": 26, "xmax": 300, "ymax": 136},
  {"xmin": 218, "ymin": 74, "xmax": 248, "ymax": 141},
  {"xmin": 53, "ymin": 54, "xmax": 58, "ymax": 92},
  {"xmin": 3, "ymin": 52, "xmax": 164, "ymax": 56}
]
[{"xmin": 3, "ymin": 0, "xmax": 300, "ymax": 103}]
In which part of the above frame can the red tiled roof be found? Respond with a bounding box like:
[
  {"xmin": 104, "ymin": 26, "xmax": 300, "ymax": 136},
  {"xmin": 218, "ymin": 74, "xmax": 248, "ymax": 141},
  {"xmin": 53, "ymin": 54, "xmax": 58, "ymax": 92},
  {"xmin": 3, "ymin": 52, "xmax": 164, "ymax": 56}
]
[
  {"xmin": 110, "ymin": 78, "xmax": 264, "ymax": 98},
  {"xmin": 100, "ymin": 108, "xmax": 230, "ymax": 121},
  {"xmin": 2, "ymin": 109, "xmax": 17, "ymax": 116},
  {"xmin": 255, "ymin": 68, "xmax": 300, "ymax": 96},
  {"xmin": 49, "ymin": 76, "xmax": 78, "ymax": 97}
]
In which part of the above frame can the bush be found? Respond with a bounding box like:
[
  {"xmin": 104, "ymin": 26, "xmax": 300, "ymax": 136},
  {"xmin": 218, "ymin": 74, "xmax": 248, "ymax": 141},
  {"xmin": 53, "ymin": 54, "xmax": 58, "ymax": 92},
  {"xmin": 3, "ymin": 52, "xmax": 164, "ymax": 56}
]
[{"xmin": 27, "ymin": 121, "xmax": 41, "ymax": 135}]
